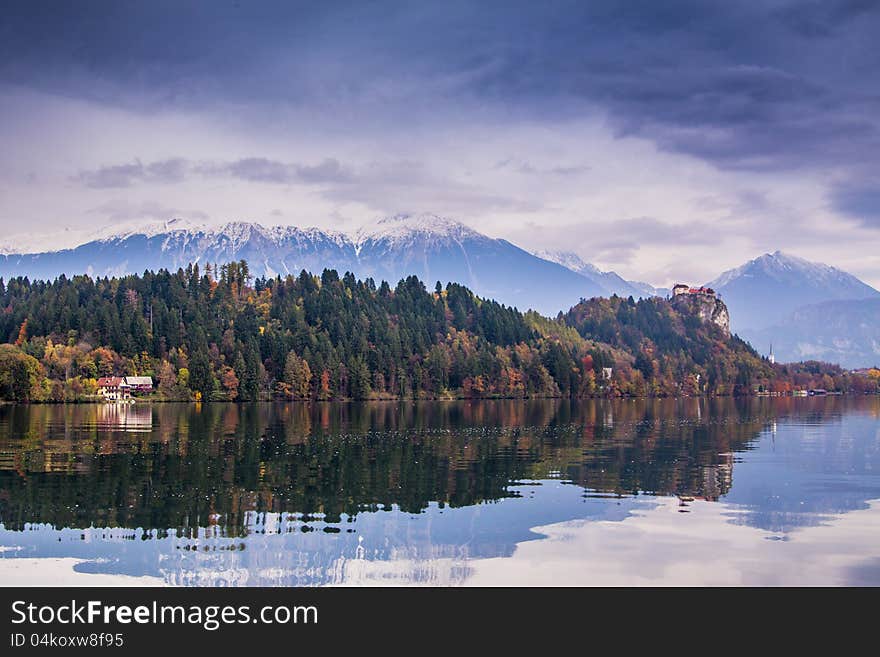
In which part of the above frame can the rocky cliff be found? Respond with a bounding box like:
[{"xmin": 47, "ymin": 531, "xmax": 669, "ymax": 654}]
[{"xmin": 671, "ymin": 292, "xmax": 730, "ymax": 337}]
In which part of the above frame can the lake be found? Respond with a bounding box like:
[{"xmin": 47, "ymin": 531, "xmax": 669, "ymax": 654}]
[{"xmin": 1, "ymin": 397, "xmax": 878, "ymax": 586}]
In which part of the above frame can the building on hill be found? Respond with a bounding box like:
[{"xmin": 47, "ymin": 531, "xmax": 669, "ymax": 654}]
[
  {"xmin": 670, "ymin": 286, "xmax": 731, "ymax": 336},
  {"xmin": 96, "ymin": 376, "xmax": 131, "ymax": 401},
  {"xmin": 673, "ymin": 283, "xmax": 715, "ymax": 297},
  {"xmin": 124, "ymin": 376, "xmax": 153, "ymax": 393}
]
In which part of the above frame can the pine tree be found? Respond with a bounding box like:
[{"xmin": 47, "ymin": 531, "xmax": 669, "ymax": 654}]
[
  {"xmin": 240, "ymin": 338, "xmax": 261, "ymax": 401},
  {"xmin": 349, "ymin": 356, "xmax": 371, "ymax": 400},
  {"xmin": 188, "ymin": 348, "xmax": 213, "ymax": 400}
]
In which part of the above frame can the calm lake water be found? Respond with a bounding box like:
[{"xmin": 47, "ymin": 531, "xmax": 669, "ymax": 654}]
[{"xmin": 1, "ymin": 397, "xmax": 878, "ymax": 586}]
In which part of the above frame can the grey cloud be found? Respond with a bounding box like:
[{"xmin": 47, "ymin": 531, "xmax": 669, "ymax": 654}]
[
  {"xmin": 582, "ymin": 217, "xmax": 719, "ymax": 265},
  {"xmin": 208, "ymin": 156, "xmax": 354, "ymax": 185},
  {"xmin": 830, "ymin": 183, "xmax": 880, "ymax": 227},
  {"xmin": 73, "ymin": 155, "xmax": 537, "ymax": 217},
  {"xmin": 548, "ymin": 165, "xmax": 592, "ymax": 176},
  {"xmin": 494, "ymin": 159, "xmax": 591, "ymax": 176},
  {"xmin": 586, "ymin": 240, "xmax": 641, "ymax": 267},
  {"xmin": 317, "ymin": 160, "xmax": 544, "ymax": 216},
  {"xmin": 144, "ymin": 158, "xmax": 188, "ymax": 183},
  {"xmin": 295, "ymin": 158, "xmax": 353, "ymax": 183},
  {"xmin": 74, "ymin": 158, "xmax": 188, "ymax": 188},
  {"xmin": 599, "ymin": 217, "xmax": 720, "ymax": 247},
  {"xmin": 76, "ymin": 156, "xmax": 354, "ymax": 188},
  {"xmin": 223, "ymin": 158, "xmax": 292, "ymax": 183},
  {"xmin": 75, "ymin": 161, "xmax": 146, "ymax": 188},
  {"xmin": 511, "ymin": 216, "xmax": 720, "ymax": 266}
]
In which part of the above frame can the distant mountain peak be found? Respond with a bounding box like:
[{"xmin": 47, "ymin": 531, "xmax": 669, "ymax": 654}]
[
  {"xmin": 534, "ymin": 249, "xmax": 663, "ymax": 299},
  {"xmin": 534, "ymin": 250, "xmax": 601, "ymax": 276},
  {"xmin": 355, "ymin": 213, "xmax": 483, "ymax": 251},
  {"xmin": 363, "ymin": 212, "xmax": 476, "ymax": 234},
  {"xmin": 94, "ymin": 217, "xmax": 210, "ymax": 243},
  {"xmin": 756, "ymin": 250, "xmax": 826, "ymax": 269},
  {"xmin": 707, "ymin": 250, "xmax": 880, "ymax": 335},
  {"xmin": 708, "ymin": 250, "xmax": 862, "ymax": 289}
]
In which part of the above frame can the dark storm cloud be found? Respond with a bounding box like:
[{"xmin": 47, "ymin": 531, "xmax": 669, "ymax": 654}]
[{"xmin": 4, "ymin": 1, "xmax": 880, "ymax": 174}]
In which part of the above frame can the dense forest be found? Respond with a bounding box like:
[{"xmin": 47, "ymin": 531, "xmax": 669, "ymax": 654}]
[{"xmin": 0, "ymin": 262, "xmax": 877, "ymax": 402}]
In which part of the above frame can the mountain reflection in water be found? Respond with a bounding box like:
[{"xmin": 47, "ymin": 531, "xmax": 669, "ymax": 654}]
[{"xmin": 0, "ymin": 397, "xmax": 878, "ymax": 586}]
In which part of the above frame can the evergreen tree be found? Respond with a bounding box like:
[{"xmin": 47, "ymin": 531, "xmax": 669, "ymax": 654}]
[
  {"xmin": 188, "ymin": 348, "xmax": 213, "ymax": 400},
  {"xmin": 349, "ymin": 356, "xmax": 371, "ymax": 400},
  {"xmin": 240, "ymin": 338, "xmax": 261, "ymax": 401}
]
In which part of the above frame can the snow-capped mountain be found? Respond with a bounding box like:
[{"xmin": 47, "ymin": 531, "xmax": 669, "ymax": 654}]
[
  {"xmin": 706, "ymin": 250, "xmax": 880, "ymax": 333},
  {"xmin": 350, "ymin": 214, "xmax": 611, "ymax": 313},
  {"xmin": 535, "ymin": 250, "xmax": 664, "ymax": 298},
  {"xmin": 0, "ymin": 219, "xmax": 357, "ymax": 282},
  {"xmin": 0, "ymin": 214, "xmax": 610, "ymax": 315},
  {"xmin": 356, "ymin": 213, "xmax": 482, "ymax": 248}
]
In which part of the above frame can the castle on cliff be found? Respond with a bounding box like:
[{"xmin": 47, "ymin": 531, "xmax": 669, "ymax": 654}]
[
  {"xmin": 670, "ymin": 283, "xmax": 730, "ymax": 336},
  {"xmin": 672, "ymin": 284, "xmax": 715, "ymax": 297}
]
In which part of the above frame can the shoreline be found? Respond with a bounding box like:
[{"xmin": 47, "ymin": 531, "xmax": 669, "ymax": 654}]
[{"xmin": 1, "ymin": 391, "xmax": 868, "ymax": 406}]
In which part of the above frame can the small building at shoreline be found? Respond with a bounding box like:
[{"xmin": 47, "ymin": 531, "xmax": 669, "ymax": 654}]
[
  {"xmin": 96, "ymin": 376, "xmax": 131, "ymax": 401},
  {"xmin": 124, "ymin": 376, "xmax": 154, "ymax": 393}
]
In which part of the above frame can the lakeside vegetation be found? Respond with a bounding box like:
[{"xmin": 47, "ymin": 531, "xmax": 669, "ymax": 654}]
[{"xmin": 1, "ymin": 262, "xmax": 878, "ymax": 402}]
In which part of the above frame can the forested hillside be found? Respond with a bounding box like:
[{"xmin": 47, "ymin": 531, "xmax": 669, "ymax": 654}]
[
  {"xmin": 564, "ymin": 295, "xmax": 877, "ymax": 395},
  {"xmin": 565, "ymin": 296, "xmax": 767, "ymax": 395},
  {"xmin": 0, "ymin": 263, "xmax": 876, "ymax": 402}
]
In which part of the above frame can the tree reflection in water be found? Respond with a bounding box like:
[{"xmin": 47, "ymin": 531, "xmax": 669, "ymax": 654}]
[{"xmin": 0, "ymin": 397, "xmax": 878, "ymax": 586}]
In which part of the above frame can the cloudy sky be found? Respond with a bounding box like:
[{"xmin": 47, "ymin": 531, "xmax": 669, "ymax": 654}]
[{"xmin": 1, "ymin": 0, "xmax": 879, "ymax": 287}]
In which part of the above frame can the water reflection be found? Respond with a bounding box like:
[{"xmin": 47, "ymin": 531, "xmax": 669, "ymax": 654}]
[{"xmin": 0, "ymin": 397, "xmax": 878, "ymax": 585}]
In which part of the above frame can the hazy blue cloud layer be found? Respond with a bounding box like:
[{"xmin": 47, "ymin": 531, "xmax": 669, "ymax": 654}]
[
  {"xmin": 74, "ymin": 157, "xmax": 354, "ymax": 188},
  {"xmin": 1, "ymin": 1, "xmax": 879, "ymax": 286}
]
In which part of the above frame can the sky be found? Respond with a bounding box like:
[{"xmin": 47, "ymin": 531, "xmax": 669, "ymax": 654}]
[{"xmin": 1, "ymin": 0, "xmax": 879, "ymax": 287}]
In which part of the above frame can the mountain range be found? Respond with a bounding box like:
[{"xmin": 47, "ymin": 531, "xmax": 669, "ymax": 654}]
[
  {"xmin": 0, "ymin": 214, "xmax": 647, "ymax": 317},
  {"xmin": 1, "ymin": 214, "xmax": 878, "ymax": 367}
]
